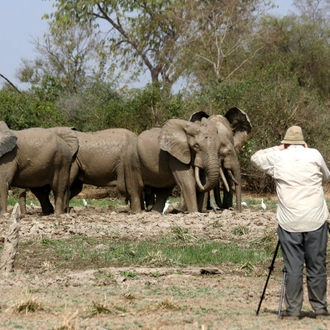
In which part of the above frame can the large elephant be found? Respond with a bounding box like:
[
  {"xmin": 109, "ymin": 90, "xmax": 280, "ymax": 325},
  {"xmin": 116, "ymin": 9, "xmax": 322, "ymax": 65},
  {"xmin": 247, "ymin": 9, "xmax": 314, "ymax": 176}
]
[
  {"xmin": 137, "ymin": 118, "xmax": 222, "ymax": 213},
  {"xmin": 24, "ymin": 128, "xmax": 144, "ymax": 214},
  {"xmin": 190, "ymin": 107, "xmax": 252, "ymax": 211},
  {"xmin": 0, "ymin": 122, "xmax": 78, "ymax": 215}
]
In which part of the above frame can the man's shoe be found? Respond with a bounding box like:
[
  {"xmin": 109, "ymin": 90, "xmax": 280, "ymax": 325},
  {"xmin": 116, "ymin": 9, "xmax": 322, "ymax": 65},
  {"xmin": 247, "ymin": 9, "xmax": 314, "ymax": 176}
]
[
  {"xmin": 281, "ymin": 311, "xmax": 300, "ymax": 320},
  {"xmin": 315, "ymin": 312, "xmax": 330, "ymax": 319}
]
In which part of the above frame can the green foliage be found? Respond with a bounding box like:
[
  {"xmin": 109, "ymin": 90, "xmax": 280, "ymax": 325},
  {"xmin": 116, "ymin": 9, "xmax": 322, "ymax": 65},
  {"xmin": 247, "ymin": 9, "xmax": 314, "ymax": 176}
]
[
  {"xmin": 90, "ymin": 83, "xmax": 185, "ymax": 133},
  {"xmin": 0, "ymin": 89, "xmax": 65, "ymax": 129},
  {"xmin": 56, "ymin": 80, "xmax": 122, "ymax": 131}
]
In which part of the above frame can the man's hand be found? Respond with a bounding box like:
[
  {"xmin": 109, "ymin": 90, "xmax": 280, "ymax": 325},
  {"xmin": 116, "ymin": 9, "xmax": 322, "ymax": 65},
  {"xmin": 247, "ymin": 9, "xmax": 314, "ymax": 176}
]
[{"xmin": 279, "ymin": 144, "xmax": 286, "ymax": 150}]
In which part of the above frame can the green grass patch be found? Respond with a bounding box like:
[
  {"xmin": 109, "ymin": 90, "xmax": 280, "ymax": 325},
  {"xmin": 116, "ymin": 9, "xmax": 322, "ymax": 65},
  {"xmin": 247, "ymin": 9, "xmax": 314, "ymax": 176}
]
[
  {"xmin": 238, "ymin": 196, "xmax": 278, "ymax": 211},
  {"xmin": 18, "ymin": 233, "xmax": 272, "ymax": 271},
  {"xmin": 69, "ymin": 197, "xmax": 126, "ymax": 208},
  {"xmin": 6, "ymin": 193, "xmax": 125, "ymax": 209}
]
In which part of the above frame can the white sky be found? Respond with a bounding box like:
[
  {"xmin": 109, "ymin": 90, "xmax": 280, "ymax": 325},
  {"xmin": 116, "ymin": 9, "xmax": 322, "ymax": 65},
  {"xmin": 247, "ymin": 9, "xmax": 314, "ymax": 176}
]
[{"xmin": 0, "ymin": 0, "xmax": 295, "ymax": 90}]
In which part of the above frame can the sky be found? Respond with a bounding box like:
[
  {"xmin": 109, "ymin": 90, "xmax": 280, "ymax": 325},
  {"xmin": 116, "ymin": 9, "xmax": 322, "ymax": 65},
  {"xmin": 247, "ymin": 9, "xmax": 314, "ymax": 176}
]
[{"xmin": 0, "ymin": 0, "xmax": 296, "ymax": 90}]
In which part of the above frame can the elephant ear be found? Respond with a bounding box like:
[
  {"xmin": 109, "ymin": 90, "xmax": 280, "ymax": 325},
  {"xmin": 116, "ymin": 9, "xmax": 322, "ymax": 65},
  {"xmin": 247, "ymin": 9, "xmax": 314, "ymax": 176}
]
[
  {"xmin": 188, "ymin": 111, "xmax": 209, "ymax": 122},
  {"xmin": 224, "ymin": 107, "xmax": 252, "ymax": 151},
  {"xmin": 159, "ymin": 119, "xmax": 197, "ymax": 164},
  {"xmin": 0, "ymin": 121, "xmax": 17, "ymax": 158},
  {"xmin": 48, "ymin": 127, "xmax": 79, "ymax": 157}
]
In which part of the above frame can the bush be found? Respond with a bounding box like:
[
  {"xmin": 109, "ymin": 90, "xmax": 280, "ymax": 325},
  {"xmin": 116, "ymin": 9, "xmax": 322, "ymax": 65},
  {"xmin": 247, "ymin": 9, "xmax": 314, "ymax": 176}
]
[{"xmin": 0, "ymin": 89, "xmax": 65, "ymax": 129}]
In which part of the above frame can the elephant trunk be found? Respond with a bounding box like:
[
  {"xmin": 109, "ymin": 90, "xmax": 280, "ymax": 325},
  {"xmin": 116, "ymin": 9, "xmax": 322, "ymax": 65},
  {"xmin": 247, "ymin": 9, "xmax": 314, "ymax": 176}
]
[{"xmin": 195, "ymin": 155, "xmax": 220, "ymax": 192}]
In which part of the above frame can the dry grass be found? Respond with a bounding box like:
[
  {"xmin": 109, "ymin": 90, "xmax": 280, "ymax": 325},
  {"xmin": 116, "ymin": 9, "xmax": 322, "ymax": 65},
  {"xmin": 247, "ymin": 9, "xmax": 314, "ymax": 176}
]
[
  {"xmin": 52, "ymin": 309, "xmax": 78, "ymax": 330},
  {"xmin": 83, "ymin": 300, "xmax": 128, "ymax": 318},
  {"xmin": 156, "ymin": 297, "xmax": 181, "ymax": 311},
  {"xmin": 6, "ymin": 288, "xmax": 44, "ymax": 314}
]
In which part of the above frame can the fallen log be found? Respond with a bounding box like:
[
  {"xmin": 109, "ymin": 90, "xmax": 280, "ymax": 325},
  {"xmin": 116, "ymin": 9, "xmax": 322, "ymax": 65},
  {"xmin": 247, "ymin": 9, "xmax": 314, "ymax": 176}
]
[{"xmin": 0, "ymin": 204, "xmax": 21, "ymax": 273}]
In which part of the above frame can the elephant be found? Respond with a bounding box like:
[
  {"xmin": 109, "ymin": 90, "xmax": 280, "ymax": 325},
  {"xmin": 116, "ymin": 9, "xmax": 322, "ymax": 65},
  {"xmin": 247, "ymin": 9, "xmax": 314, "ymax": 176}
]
[
  {"xmin": 190, "ymin": 107, "xmax": 252, "ymax": 211},
  {"xmin": 137, "ymin": 118, "xmax": 224, "ymax": 213},
  {"xmin": 0, "ymin": 122, "xmax": 79, "ymax": 215},
  {"xmin": 21, "ymin": 128, "xmax": 144, "ymax": 215}
]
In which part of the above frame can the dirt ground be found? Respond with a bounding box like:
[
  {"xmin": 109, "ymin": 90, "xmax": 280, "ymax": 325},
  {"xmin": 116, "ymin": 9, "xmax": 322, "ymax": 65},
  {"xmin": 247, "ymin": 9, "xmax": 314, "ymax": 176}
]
[{"xmin": 0, "ymin": 190, "xmax": 330, "ymax": 330}]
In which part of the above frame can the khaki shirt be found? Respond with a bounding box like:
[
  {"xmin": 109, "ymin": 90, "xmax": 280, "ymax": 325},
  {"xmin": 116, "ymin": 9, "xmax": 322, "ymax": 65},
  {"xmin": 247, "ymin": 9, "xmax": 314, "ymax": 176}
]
[{"xmin": 251, "ymin": 145, "xmax": 330, "ymax": 232}]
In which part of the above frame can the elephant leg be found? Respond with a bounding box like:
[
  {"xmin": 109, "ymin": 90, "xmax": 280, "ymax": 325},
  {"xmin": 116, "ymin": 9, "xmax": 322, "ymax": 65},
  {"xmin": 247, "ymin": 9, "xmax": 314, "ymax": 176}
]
[
  {"xmin": 169, "ymin": 158, "xmax": 199, "ymax": 213},
  {"xmin": 18, "ymin": 188, "xmax": 27, "ymax": 215},
  {"xmin": 197, "ymin": 190, "xmax": 209, "ymax": 212},
  {"xmin": 206, "ymin": 193, "xmax": 210, "ymax": 210},
  {"xmin": 152, "ymin": 188, "xmax": 172, "ymax": 213},
  {"xmin": 143, "ymin": 186, "xmax": 155, "ymax": 211},
  {"xmin": 123, "ymin": 187, "xmax": 143, "ymax": 213},
  {"xmin": 176, "ymin": 178, "xmax": 198, "ymax": 213},
  {"xmin": 51, "ymin": 169, "xmax": 71, "ymax": 215},
  {"xmin": 222, "ymin": 173, "xmax": 233, "ymax": 209},
  {"xmin": 116, "ymin": 163, "xmax": 143, "ymax": 213},
  {"xmin": 130, "ymin": 192, "xmax": 144, "ymax": 213},
  {"xmin": 177, "ymin": 194, "xmax": 187, "ymax": 212},
  {"xmin": 213, "ymin": 182, "xmax": 223, "ymax": 209},
  {"xmin": 181, "ymin": 188, "xmax": 198, "ymax": 212},
  {"xmin": 223, "ymin": 188, "xmax": 233, "ymax": 209},
  {"xmin": 30, "ymin": 186, "xmax": 54, "ymax": 215},
  {"xmin": 53, "ymin": 187, "xmax": 69, "ymax": 215}
]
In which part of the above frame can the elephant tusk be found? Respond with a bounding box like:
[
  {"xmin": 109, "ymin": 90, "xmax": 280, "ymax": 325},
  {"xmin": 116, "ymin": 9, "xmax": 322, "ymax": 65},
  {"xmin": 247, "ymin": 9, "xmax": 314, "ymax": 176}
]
[
  {"xmin": 195, "ymin": 166, "xmax": 205, "ymax": 191},
  {"xmin": 219, "ymin": 167, "xmax": 230, "ymax": 192},
  {"xmin": 227, "ymin": 170, "xmax": 239, "ymax": 185}
]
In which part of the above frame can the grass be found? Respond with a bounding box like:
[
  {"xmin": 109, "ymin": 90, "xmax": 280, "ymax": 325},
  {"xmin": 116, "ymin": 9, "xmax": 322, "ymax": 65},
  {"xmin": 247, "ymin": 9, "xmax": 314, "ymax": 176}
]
[
  {"xmin": 7, "ymin": 190, "xmax": 325, "ymax": 213},
  {"xmin": 156, "ymin": 297, "xmax": 181, "ymax": 311},
  {"xmin": 7, "ymin": 192, "xmax": 125, "ymax": 209},
  {"xmin": 84, "ymin": 301, "xmax": 127, "ymax": 317},
  {"xmin": 8, "ymin": 193, "xmax": 330, "ymax": 272},
  {"xmin": 69, "ymin": 197, "xmax": 126, "ymax": 208},
  {"xmin": 7, "ymin": 288, "xmax": 44, "ymax": 314},
  {"xmin": 18, "ymin": 230, "xmax": 272, "ymax": 271},
  {"xmin": 238, "ymin": 196, "xmax": 278, "ymax": 211}
]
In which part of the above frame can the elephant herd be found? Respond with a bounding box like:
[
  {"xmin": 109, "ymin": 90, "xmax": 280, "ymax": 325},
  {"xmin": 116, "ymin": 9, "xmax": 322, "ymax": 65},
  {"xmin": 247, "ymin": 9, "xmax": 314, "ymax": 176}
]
[{"xmin": 0, "ymin": 108, "xmax": 251, "ymax": 216}]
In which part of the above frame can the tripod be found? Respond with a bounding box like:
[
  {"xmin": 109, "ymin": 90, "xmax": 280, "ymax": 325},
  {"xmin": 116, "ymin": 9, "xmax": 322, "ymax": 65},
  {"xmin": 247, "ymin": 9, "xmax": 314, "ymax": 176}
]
[{"xmin": 256, "ymin": 240, "xmax": 286, "ymax": 318}]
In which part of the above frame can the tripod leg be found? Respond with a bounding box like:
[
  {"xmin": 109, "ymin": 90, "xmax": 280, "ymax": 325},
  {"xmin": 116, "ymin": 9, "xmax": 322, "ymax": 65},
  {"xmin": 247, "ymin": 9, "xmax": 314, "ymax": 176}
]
[
  {"xmin": 256, "ymin": 240, "xmax": 280, "ymax": 316},
  {"xmin": 278, "ymin": 267, "xmax": 287, "ymax": 319}
]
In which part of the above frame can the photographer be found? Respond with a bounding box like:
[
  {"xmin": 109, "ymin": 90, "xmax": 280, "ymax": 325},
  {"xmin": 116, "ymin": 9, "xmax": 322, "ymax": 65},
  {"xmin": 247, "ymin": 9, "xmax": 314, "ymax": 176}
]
[{"xmin": 251, "ymin": 126, "xmax": 330, "ymax": 319}]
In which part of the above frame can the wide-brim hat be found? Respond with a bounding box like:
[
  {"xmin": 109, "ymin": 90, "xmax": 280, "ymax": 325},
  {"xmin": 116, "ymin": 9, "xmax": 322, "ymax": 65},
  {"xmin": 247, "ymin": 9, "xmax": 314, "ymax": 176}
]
[{"xmin": 281, "ymin": 125, "xmax": 305, "ymax": 145}]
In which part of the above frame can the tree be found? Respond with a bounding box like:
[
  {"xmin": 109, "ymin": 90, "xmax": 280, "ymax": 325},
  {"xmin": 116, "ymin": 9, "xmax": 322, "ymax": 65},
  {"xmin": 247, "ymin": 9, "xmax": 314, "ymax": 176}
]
[
  {"xmin": 49, "ymin": 0, "xmax": 196, "ymax": 89},
  {"xmin": 293, "ymin": 0, "xmax": 330, "ymax": 21},
  {"xmin": 183, "ymin": 0, "xmax": 273, "ymax": 87},
  {"xmin": 17, "ymin": 21, "xmax": 112, "ymax": 95}
]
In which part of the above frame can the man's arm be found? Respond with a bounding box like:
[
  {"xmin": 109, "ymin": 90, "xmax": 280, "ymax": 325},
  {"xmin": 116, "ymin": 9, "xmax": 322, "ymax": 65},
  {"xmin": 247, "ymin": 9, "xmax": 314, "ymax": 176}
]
[
  {"xmin": 250, "ymin": 146, "xmax": 281, "ymax": 176},
  {"xmin": 318, "ymin": 154, "xmax": 330, "ymax": 184}
]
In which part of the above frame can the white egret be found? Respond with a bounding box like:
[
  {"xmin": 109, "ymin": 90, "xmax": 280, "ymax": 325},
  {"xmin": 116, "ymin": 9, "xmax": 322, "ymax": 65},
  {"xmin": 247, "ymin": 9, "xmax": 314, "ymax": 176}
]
[
  {"xmin": 241, "ymin": 202, "xmax": 247, "ymax": 207},
  {"xmin": 30, "ymin": 201, "xmax": 35, "ymax": 209},
  {"xmin": 162, "ymin": 201, "xmax": 170, "ymax": 214},
  {"xmin": 261, "ymin": 198, "xmax": 267, "ymax": 210},
  {"xmin": 82, "ymin": 199, "xmax": 88, "ymax": 208}
]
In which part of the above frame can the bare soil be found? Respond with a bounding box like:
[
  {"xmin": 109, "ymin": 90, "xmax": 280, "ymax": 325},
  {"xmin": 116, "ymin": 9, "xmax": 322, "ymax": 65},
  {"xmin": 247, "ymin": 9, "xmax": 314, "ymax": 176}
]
[{"xmin": 0, "ymin": 190, "xmax": 329, "ymax": 330}]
